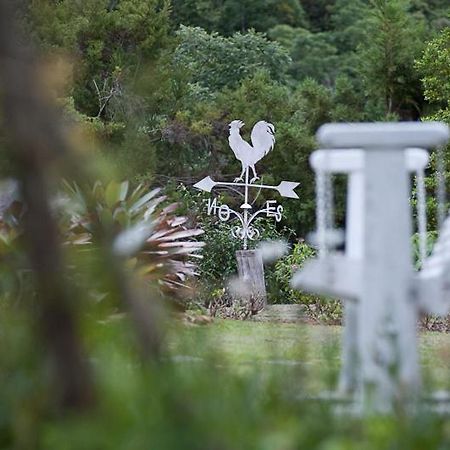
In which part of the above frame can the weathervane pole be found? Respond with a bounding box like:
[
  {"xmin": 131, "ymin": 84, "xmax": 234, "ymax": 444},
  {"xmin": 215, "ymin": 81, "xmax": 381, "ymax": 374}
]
[{"xmin": 243, "ymin": 167, "xmax": 249, "ymax": 250}]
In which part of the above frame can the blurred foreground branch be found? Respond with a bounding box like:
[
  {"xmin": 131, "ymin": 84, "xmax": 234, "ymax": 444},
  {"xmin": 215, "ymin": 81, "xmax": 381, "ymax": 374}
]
[
  {"xmin": 0, "ymin": 2, "xmax": 95, "ymax": 411},
  {"xmin": 0, "ymin": 2, "xmax": 162, "ymax": 410}
]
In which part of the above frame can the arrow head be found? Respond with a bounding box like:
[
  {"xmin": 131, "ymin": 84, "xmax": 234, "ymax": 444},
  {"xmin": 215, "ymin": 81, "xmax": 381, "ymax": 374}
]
[
  {"xmin": 277, "ymin": 181, "xmax": 299, "ymax": 199},
  {"xmin": 194, "ymin": 176, "xmax": 216, "ymax": 193}
]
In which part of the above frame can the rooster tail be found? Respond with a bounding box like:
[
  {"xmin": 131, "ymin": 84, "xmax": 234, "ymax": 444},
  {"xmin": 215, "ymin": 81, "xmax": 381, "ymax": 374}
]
[{"xmin": 251, "ymin": 121, "xmax": 275, "ymax": 158}]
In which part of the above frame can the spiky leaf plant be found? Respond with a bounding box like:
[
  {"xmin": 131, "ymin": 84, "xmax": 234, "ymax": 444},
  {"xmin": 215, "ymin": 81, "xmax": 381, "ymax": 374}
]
[{"xmin": 61, "ymin": 180, "xmax": 204, "ymax": 294}]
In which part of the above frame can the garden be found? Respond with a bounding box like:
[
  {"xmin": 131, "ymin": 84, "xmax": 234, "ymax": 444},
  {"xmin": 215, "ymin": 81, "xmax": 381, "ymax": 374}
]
[{"xmin": 2, "ymin": 0, "xmax": 450, "ymax": 448}]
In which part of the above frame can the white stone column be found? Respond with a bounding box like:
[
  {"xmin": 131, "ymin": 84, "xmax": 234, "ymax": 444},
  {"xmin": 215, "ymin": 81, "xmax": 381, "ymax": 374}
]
[
  {"xmin": 359, "ymin": 148, "xmax": 417, "ymax": 411},
  {"xmin": 339, "ymin": 171, "xmax": 364, "ymax": 394}
]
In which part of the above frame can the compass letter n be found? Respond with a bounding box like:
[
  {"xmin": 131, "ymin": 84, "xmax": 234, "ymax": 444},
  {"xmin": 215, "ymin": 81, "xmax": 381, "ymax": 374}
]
[{"xmin": 207, "ymin": 198, "xmax": 218, "ymax": 216}]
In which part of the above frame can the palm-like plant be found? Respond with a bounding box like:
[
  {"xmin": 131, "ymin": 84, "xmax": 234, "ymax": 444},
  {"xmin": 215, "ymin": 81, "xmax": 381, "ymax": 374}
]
[{"xmin": 62, "ymin": 180, "xmax": 204, "ymax": 293}]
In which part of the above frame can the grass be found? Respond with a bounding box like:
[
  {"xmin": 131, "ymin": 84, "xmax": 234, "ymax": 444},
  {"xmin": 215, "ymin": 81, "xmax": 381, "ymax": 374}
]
[
  {"xmin": 168, "ymin": 319, "xmax": 450, "ymax": 393},
  {"xmin": 6, "ymin": 314, "xmax": 450, "ymax": 448}
]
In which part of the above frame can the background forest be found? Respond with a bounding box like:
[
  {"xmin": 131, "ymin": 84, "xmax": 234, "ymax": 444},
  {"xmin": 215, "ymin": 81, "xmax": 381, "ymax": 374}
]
[
  {"xmin": 13, "ymin": 0, "xmax": 450, "ymax": 301},
  {"xmin": 15, "ymin": 0, "xmax": 450, "ymax": 235}
]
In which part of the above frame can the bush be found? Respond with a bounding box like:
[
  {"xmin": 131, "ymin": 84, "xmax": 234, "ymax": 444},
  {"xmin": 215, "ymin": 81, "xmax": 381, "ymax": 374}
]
[
  {"xmin": 272, "ymin": 241, "xmax": 342, "ymax": 323},
  {"xmin": 411, "ymin": 230, "xmax": 438, "ymax": 270},
  {"xmin": 271, "ymin": 241, "xmax": 316, "ymax": 303},
  {"xmin": 61, "ymin": 180, "xmax": 205, "ymax": 296}
]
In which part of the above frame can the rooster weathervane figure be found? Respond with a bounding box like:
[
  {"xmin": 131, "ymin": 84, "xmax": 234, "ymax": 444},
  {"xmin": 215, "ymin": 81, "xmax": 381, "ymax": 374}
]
[
  {"xmin": 228, "ymin": 120, "xmax": 275, "ymax": 183},
  {"xmin": 194, "ymin": 119, "xmax": 300, "ymax": 249}
]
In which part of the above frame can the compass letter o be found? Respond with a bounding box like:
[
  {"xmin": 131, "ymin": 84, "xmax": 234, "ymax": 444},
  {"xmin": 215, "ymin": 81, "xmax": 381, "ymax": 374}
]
[{"xmin": 218, "ymin": 204, "xmax": 231, "ymax": 221}]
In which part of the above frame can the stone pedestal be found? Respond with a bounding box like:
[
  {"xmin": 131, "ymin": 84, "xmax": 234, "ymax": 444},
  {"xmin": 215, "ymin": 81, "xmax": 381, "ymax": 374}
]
[
  {"xmin": 316, "ymin": 122, "xmax": 448, "ymax": 413},
  {"xmin": 236, "ymin": 250, "xmax": 267, "ymax": 312},
  {"xmin": 294, "ymin": 122, "xmax": 449, "ymax": 414}
]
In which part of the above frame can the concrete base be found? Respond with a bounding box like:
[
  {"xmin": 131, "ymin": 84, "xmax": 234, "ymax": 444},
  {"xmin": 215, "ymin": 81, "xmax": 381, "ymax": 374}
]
[{"xmin": 236, "ymin": 250, "xmax": 267, "ymax": 312}]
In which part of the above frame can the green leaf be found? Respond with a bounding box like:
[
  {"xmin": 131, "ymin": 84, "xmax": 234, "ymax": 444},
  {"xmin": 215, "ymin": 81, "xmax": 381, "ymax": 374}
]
[
  {"xmin": 118, "ymin": 181, "xmax": 129, "ymax": 202},
  {"xmin": 105, "ymin": 181, "xmax": 121, "ymax": 208},
  {"xmin": 130, "ymin": 188, "xmax": 161, "ymax": 213}
]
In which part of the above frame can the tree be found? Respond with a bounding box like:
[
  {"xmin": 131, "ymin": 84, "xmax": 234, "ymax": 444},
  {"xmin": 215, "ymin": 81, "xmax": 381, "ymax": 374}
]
[
  {"xmin": 300, "ymin": 0, "xmax": 336, "ymax": 31},
  {"xmin": 173, "ymin": 26, "xmax": 291, "ymax": 92},
  {"xmin": 330, "ymin": 75, "xmax": 366, "ymax": 122},
  {"xmin": 170, "ymin": 0, "xmax": 307, "ymax": 35},
  {"xmin": 357, "ymin": 0, "xmax": 426, "ymax": 119},
  {"xmin": 410, "ymin": 0, "xmax": 450, "ymax": 30},
  {"xmin": 416, "ymin": 27, "xmax": 450, "ymax": 123},
  {"xmin": 269, "ymin": 25, "xmax": 339, "ymax": 85},
  {"xmin": 329, "ymin": 0, "xmax": 369, "ymax": 53},
  {"xmin": 415, "ymin": 28, "xmax": 450, "ymax": 230},
  {"xmin": 26, "ymin": 0, "xmax": 173, "ymax": 182},
  {"xmin": 27, "ymin": 0, "xmax": 171, "ymax": 116},
  {"xmin": 269, "ymin": 0, "xmax": 369, "ymax": 86}
]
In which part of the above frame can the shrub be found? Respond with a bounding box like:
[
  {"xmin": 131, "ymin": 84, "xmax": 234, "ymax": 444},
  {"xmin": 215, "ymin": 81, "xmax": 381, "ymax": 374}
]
[
  {"xmin": 272, "ymin": 241, "xmax": 342, "ymax": 323},
  {"xmin": 271, "ymin": 241, "xmax": 316, "ymax": 303},
  {"xmin": 61, "ymin": 180, "xmax": 205, "ymax": 295},
  {"xmin": 411, "ymin": 230, "xmax": 438, "ymax": 270}
]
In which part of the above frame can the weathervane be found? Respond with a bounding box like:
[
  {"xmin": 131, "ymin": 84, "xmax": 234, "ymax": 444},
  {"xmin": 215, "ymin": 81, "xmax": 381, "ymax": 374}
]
[{"xmin": 194, "ymin": 120, "xmax": 300, "ymax": 249}]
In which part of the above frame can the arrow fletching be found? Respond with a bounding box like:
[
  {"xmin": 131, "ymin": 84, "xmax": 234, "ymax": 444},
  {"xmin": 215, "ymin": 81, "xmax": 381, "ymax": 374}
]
[{"xmin": 193, "ymin": 176, "xmax": 216, "ymax": 192}]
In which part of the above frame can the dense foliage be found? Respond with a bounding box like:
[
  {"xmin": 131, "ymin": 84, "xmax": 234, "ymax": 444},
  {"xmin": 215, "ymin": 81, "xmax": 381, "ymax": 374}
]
[
  {"xmin": 11, "ymin": 0, "xmax": 449, "ymax": 302},
  {"xmin": 22, "ymin": 3, "xmax": 447, "ymax": 203}
]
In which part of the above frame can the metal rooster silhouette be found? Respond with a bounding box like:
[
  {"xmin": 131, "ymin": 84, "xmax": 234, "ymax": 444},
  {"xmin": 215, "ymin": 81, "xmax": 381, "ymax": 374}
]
[{"xmin": 228, "ymin": 120, "xmax": 275, "ymax": 183}]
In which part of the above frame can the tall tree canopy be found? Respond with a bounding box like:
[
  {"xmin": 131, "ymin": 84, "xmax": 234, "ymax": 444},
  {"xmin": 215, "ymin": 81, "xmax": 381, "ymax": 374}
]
[{"xmin": 16, "ymin": 0, "xmax": 450, "ymax": 235}]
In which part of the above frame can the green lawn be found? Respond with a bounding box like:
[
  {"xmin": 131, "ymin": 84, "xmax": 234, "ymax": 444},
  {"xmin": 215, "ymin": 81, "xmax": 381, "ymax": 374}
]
[
  {"xmin": 168, "ymin": 320, "xmax": 450, "ymax": 393},
  {"xmin": 19, "ymin": 318, "xmax": 450, "ymax": 449}
]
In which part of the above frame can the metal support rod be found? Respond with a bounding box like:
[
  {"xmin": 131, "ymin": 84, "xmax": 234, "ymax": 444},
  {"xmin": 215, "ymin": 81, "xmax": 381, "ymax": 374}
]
[{"xmin": 243, "ymin": 167, "xmax": 249, "ymax": 250}]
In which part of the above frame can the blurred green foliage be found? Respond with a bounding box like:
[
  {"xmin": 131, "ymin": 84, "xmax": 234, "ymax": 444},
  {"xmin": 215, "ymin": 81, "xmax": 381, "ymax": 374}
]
[{"xmin": 3, "ymin": 306, "xmax": 450, "ymax": 448}]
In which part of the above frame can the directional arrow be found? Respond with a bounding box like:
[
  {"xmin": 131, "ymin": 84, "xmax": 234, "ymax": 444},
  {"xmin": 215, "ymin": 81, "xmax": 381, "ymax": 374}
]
[
  {"xmin": 194, "ymin": 176, "xmax": 299, "ymax": 199},
  {"xmin": 276, "ymin": 181, "xmax": 299, "ymax": 199}
]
